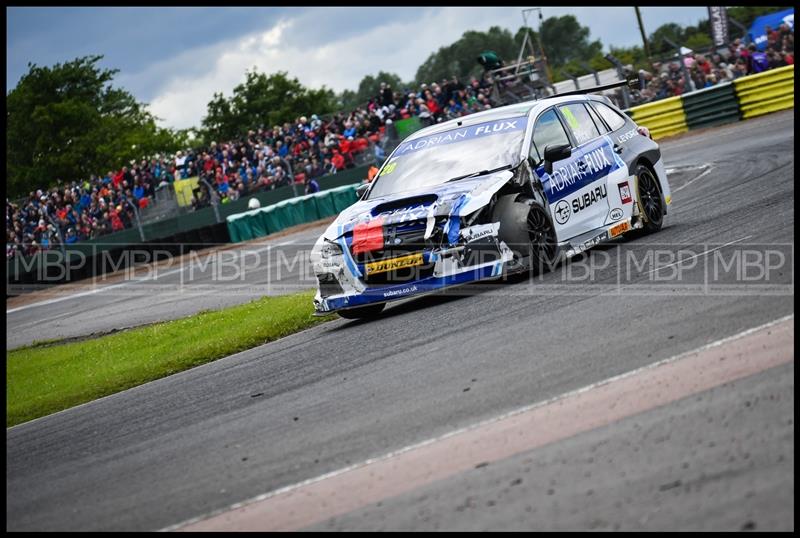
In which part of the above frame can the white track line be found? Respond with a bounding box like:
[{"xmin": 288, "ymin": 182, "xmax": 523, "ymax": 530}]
[
  {"xmin": 162, "ymin": 313, "xmax": 794, "ymax": 532},
  {"xmin": 672, "ymin": 165, "xmax": 714, "ymax": 193},
  {"xmin": 644, "ymin": 235, "xmax": 753, "ymax": 276}
]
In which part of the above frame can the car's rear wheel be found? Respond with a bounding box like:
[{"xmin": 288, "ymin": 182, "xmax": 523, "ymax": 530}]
[
  {"xmin": 337, "ymin": 302, "xmax": 385, "ymax": 319},
  {"xmin": 635, "ymin": 164, "xmax": 665, "ymax": 234}
]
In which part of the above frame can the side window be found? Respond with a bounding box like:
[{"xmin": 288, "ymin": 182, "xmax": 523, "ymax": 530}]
[
  {"xmin": 557, "ymin": 103, "xmax": 601, "ymax": 145},
  {"xmin": 593, "ymin": 102, "xmax": 628, "ymax": 132},
  {"xmin": 530, "ymin": 109, "xmax": 571, "ymax": 163},
  {"xmin": 586, "ymin": 103, "xmax": 609, "ymax": 134}
]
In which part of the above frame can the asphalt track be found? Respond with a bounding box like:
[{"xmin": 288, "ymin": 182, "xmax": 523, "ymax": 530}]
[{"xmin": 6, "ymin": 110, "xmax": 794, "ymax": 531}]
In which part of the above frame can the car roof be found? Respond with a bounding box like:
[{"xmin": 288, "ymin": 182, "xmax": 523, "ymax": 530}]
[{"xmin": 404, "ymin": 94, "xmax": 611, "ymax": 141}]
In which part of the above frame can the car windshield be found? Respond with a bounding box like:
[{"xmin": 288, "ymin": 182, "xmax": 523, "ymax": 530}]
[{"xmin": 367, "ymin": 115, "xmax": 528, "ymax": 199}]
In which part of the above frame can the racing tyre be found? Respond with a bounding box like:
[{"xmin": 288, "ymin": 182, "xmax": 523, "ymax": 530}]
[
  {"xmin": 337, "ymin": 302, "xmax": 386, "ymax": 319},
  {"xmin": 635, "ymin": 164, "xmax": 665, "ymax": 234},
  {"xmin": 493, "ymin": 195, "xmax": 558, "ymax": 274},
  {"xmin": 526, "ymin": 203, "xmax": 559, "ymax": 274}
]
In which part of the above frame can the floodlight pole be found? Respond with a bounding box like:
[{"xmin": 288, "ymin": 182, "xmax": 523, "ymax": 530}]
[{"xmin": 634, "ymin": 7, "xmax": 652, "ymax": 61}]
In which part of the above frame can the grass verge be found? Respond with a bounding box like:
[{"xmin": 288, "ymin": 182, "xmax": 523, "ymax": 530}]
[{"xmin": 7, "ymin": 290, "xmax": 334, "ymax": 428}]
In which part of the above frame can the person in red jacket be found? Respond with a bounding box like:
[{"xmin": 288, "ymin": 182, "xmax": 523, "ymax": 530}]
[
  {"xmin": 331, "ymin": 150, "xmax": 345, "ymax": 171},
  {"xmin": 339, "ymin": 137, "xmax": 352, "ymax": 155}
]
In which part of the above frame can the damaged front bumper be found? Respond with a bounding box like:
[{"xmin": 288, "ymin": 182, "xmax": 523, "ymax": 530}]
[{"xmin": 311, "ymin": 222, "xmax": 514, "ymax": 315}]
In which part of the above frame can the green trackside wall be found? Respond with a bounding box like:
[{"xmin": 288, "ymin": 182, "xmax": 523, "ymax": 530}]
[
  {"xmin": 625, "ymin": 65, "xmax": 794, "ymax": 139},
  {"xmin": 226, "ymin": 184, "xmax": 360, "ymax": 243}
]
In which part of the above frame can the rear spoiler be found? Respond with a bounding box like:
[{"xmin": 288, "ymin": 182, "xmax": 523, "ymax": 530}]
[{"xmin": 545, "ymin": 78, "xmax": 639, "ymax": 99}]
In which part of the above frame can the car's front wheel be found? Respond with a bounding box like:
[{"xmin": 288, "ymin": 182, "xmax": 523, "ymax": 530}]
[
  {"xmin": 493, "ymin": 194, "xmax": 559, "ymax": 274},
  {"xmin": 337, "ymin": 302, "xmax": 386, "ymax": 320},
  {"xmin": 526, "ymin": 202, "xmax": 559, "ymax": 273}
]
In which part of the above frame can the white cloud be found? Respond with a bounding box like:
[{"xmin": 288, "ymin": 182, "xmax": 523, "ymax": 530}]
[
  {"xmin": 140, "ymin": 6, "xmax": 709, "ymax": 130},
  {"xmin": 143, "ymin": 8, "xmax": 524, "ymax": 129}
]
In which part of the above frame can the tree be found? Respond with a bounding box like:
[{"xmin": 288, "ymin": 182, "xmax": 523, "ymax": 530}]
[
  {"xmin": 648, "ymin": 22, "xmax": 687, "ymax": 55},
  {"xmin": 339, "ymin": 71, "xmax": 405, "ymax": 110},
  {"xmin": 6, "ymin": 55, "xmax": 183, "ymax": 197},
  {"xmin": 537, "ymin": 15, "xmax": 603, "ymax": 68},
  {"xmin": 199, "ymin": 69, "xmax": 337, "ymax": 143},
  {"xmin": 414, "ymin": 26, "xmax": 523, "ymax": 85}
]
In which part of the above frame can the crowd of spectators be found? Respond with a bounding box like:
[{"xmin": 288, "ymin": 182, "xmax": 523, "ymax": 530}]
[
  {"xmin": 634, "ymin": 23, "xmax": 793, "ymax": 104},
  {"xmin": 7, "ymin": 72, "xmax": 499, "ymax": 259}
]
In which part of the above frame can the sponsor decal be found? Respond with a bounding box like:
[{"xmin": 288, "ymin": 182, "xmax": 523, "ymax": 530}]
[
  {"xmin": 538, "ymin": 137, "xmax": 625, "ymax": 204},
  {"xmin": 461, "ymin": 223, "xmax": 496, "ymax": 243},
  {"xmin": 610, "ymin": 221, "xmax": 631, "ymax": 237},
  {"xmin": 617, "ymin": 128, "xmax": 637, "ymax": 144},
  {"xmin": 608, "ymin": 207, "xmax": 624, "ymax": 221},
  {"xmin": 583, "ymin": 231, "xmax": 608, "ymax": 250},
  {"xmin": 618, "ymin": 181, "xmax": 632, "ymax": 204},
  {"xmin": 381, "ymin": 161, "xmax": 398, "ymax": 175},
  {"xmin": 365, "ymin": 253, "xmax": 424, "ymax": 275},
  {"xmin": 383, "ymin": 285, "xmax": 419, "ymax": 298},
  {"xmin": 547, "ymin": 146, "xmax": 613, "ymax": 197},
  {"xmin": 554, "ymin": 200, "xmax": 571, "ymax": 224},
  {"xmin": 394, "ymin": 116, "xmax": 527, "ymax": 157},
  {"xmin": 571, "ymin": 185, "xmax": 607, "ymax": 214}
]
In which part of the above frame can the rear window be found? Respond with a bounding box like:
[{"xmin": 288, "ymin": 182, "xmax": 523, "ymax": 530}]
[
  {"xmin": 586, "ymin": 103, "xmax": 609, "ymax": 134},
  {"xmin": 592, "ymin": 102, "xmax": 628, "ymax": 132},
  {"xmin": 558, "ymin": 103, "xmax": 601, "ymax": 145}
]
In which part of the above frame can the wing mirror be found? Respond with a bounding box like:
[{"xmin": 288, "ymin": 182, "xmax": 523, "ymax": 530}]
[
  {"xmin": 543, "ymin": 143, "xmax": 571, "ymax": 175},
  {"xmin": 355, "ymin": 183, "xmax": 369, "ymax": 199}
]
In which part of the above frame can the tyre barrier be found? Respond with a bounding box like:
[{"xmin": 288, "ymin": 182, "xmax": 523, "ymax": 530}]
[
  {"xmin": 681, "ymin": 82, "xmax": 741, "ymax": 130},
  {"xmin": 627, "ymin": 95, "xmax": 688, "ymax": 140},
  {"xmin": 626, "ymin": 64, "xmax": 794, "ymax": 140},
  {"xmin": 733, "ymin": 64, "xmax": 795, "ymax": 119},
  {"xmin": 226, "ymin": 184, "xmax": 361, "ymax": 243}
]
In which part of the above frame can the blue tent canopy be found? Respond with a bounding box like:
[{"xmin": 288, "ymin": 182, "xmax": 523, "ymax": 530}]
[{"xmin": 749, "ymin": 8, "xmax": 794, "ymax": 50}]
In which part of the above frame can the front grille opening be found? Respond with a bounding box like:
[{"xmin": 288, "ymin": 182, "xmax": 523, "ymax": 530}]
[{"xmin": 317, "ymin": 273, "xmax": 344, "ymax": 296}]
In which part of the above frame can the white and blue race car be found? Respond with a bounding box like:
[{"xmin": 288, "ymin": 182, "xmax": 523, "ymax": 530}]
[{"xmin": 310, "ymin": 85, "xmax": 671, "ymax": 319}]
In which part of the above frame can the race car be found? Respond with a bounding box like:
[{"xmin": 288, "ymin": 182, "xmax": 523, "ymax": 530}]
[{"xmin": 310, "ymin": 82, "xmax": 671, "ymax": 319}]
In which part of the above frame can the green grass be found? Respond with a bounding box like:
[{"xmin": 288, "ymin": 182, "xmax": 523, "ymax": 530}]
[{"xmin": 7, "ymin": 290, "xmax": 334, "ymax": 428}]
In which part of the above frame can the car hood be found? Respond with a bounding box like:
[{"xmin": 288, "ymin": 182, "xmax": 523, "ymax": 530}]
[{"xmin": 322, "ymin": 170, "xmax": 514, "ymax": 241}]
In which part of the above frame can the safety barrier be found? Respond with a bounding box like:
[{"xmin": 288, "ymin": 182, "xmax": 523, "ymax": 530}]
[
  {"xmin": 627, "ymin": 95, "xmax": 688, "ymax": 140},
  {"xmin": 681, "ymin": 82, "xmax": 741, "ymax": 130},
  {"xmin": 733, "ymin": 64, "xmax": 795, "ymax": 119},
  {"xmin": 626, "ymin": 64, "xmax": 794, "ymax": 139},
  {"xmin": 226, "ymin": 184, "xmax": 360, "ymax": 243}
]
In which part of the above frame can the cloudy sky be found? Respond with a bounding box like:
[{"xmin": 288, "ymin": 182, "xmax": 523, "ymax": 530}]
[{"xmin": 7, "ymin": 6, "xmax": 709, "ymax": 130}]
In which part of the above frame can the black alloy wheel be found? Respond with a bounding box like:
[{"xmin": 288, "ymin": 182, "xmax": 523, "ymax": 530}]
[
  {"xmin": 636, "ymin": 165, "xmax": 665, "ymax": 233},
  {"xmin": 526, "ymin": 203, "xmax": 559, "ymax": 273}
]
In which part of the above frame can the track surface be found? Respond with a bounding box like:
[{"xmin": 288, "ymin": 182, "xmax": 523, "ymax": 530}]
[{"xmin": 6, "ymin": 111, "xmax": 794, "ymax": 531}]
